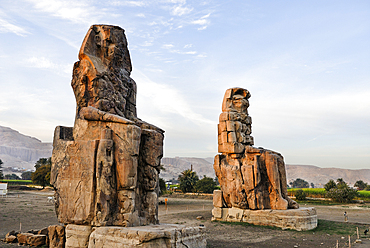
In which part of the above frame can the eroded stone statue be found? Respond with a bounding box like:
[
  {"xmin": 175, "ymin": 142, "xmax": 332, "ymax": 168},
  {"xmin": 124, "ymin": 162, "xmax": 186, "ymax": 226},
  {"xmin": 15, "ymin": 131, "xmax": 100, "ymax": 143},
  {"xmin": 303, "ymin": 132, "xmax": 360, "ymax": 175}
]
[
  {"xmin": 214, "ymin": 87, "xmax": 299, "ymax": 210},
  {"xmin": 51, "ymin": 25, "xmax": 164, "ymax": 227}
]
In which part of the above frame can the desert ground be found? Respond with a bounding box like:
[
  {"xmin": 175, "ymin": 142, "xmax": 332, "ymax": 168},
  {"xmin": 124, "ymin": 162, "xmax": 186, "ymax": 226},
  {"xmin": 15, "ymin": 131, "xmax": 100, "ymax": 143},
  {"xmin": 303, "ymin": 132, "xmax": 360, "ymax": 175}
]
[{"xmin": 1, "ymin": 189, "xmax": 370, "ymax": 248}]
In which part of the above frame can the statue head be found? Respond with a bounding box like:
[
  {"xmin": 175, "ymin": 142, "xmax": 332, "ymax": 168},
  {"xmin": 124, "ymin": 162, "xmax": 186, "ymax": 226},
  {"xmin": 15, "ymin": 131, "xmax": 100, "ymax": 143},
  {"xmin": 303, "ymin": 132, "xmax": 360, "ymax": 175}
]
[{"xmin": 222, "ymin": 88, "xmax": 251, "ymax": 113}]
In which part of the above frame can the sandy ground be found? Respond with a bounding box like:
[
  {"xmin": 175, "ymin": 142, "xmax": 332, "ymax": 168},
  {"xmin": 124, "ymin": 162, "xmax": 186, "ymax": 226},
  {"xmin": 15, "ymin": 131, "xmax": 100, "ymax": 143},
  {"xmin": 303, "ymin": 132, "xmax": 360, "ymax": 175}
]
[{"xmin": 1, "ymin": 190, "xmax": 370, "ymax": 247}]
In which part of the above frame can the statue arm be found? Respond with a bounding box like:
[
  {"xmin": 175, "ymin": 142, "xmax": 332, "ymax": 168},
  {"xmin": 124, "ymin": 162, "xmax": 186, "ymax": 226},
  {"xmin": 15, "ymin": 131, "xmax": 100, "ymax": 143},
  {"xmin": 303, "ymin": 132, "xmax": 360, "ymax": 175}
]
[{"xmin": 80, "ymin": 106, "xmax": 135, "ymax": 125}]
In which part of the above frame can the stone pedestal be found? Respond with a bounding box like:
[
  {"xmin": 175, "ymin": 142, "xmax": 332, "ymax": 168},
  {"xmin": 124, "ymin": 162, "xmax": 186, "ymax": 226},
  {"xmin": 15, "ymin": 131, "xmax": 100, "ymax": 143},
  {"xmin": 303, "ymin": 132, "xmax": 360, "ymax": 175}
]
[
  {"xmin": 64, "ymin": 224, "xmax": 206, "ymax": 248},
  {"xmin": 212, "ymin": 207, "xmax": 317, "ymax": 231}
]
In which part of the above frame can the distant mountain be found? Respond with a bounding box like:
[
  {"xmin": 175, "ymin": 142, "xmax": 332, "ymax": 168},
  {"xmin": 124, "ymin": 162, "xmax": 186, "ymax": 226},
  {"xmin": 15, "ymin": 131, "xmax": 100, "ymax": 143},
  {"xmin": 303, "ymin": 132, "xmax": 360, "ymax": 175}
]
[
  {"xmin": 160, "ymin": 157, "xmax": 215, "ymax": 181},
  {"xmin": 160, "ymin": 157, "xmax": 370, "ymax": 187},
  {"xmin": 0, "ymin": 126, "xmax": 52, "ymax": 170},
  {"xmin": 286, "ymin": 164, "xmax": 370, "ymax": 187}
]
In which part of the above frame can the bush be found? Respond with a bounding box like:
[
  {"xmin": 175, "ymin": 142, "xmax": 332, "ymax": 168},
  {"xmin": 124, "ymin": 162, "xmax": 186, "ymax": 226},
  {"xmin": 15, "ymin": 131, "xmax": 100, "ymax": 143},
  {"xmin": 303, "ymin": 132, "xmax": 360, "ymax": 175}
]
[
  {"xmin": 159, "ymin": 178, "xmax": 166, "ymax": 196},
  {"xmin": 295, "ymin": 189, "xmax": 307, "ymax": 200},
  {"xmin": 324, "ymin": 179, "xmax": 337, "ymax": 191},
  {"xmin": 326, "ymin": 187, "xmax": 358, "ymax": 203},
  {"xmin": 195, "ymin": 176, "xmax": 217, "ymax": 193},
  {"xmin": 178, "ymin": 169, "xmax": 199, "ymax": 193},
  {"xmin": 291, "ymin": 178, "xmax": 309, "ymax": 188}
]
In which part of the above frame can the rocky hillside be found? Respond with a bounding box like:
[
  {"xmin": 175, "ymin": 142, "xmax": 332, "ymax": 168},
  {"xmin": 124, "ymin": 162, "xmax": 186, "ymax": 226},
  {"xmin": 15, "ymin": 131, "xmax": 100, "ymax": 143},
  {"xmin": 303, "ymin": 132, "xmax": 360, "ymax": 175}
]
[
  {"xmin": 286, "ymin": 164, "xmax": 370, "ymax": 187},
  {"xmin": 0, "ymin": 126, "xmax": 52, "ymax": 170},
  {"xmin": 160, "ymin": 157, "xmax": 370, "ymax": 187},
  {"xmin": 160, "ymin": 157, "xmax": 216, "ymax": 181}
]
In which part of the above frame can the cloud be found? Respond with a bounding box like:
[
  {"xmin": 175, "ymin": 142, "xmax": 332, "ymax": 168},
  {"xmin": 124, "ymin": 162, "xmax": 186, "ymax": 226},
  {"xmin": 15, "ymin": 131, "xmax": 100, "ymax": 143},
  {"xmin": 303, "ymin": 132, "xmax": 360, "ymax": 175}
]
[
  {"xmin": 134, "ymin": 69, "xmax": 215, "ymax": 127},
  {"xmin": 162, "ymin": 44, "xmax": 174, "ymax": 49},
  {"xmin": 0, "ymin": 17, "xmax": 30, "ymax": 37},
  {"xmin": 24, "ymin": 56, "xmax": 72, "ymax": 75},
  {"xmin": 110, "ymin": 1, "xmax": 146, "ymax": 7},
  {"xmin": 191, "ymin": 13, "xmax": 211, "ymax": 30},
  {"xmin": 26, "ymin": 0, "xmax": 101, "ymax": 25},
  {"xmin": 171, "ymin": 5, "xmax": 193, "ymax": 16}
]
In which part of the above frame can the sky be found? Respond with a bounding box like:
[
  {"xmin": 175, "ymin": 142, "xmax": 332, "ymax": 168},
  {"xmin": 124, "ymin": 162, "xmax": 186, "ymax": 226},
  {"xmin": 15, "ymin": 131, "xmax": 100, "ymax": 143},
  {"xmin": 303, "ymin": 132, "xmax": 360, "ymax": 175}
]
[{"xmin": 0, "ymin": 0, "xmax": 369, "ymax": 169}]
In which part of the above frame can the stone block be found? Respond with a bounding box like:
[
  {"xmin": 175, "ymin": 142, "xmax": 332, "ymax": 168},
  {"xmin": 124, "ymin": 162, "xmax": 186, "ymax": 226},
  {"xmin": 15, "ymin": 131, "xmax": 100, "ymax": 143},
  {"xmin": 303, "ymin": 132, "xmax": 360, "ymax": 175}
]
[
  {"xmin": 5, "ymin": 235, "xmax": 17, "ymax": 243},
  {"xmin": 228, "ymin": 132, "xmax": 236, "ymax": 142},
  {"xmin": 27, "ymin": 234, "xmax": 47, "ymax": 247},
  {"xmin": 212, "ymin": 207, "xmax": 317, "ymax": 231},
  {"xmin": 48, "ymin": 225, "xmax": 65, "ymax": 248},
  {"xmin": 226, "ymin": 121, "xmax": 235, "ymax": 132},
  {"xmin": 212, "ymin": 207, "xmax": 222, "ymax": 219},
  {"xmin": 65, "ymin": 224, "xmax": 92, "ymax": 248},
  {"xmin": 219, "ymin": 112, "xmax": 229, "ymax": 122},
  {"xmin": 88, "ymin": 224, "xmax": 206, "ymax": 248},
  {"xmin": 213, "ymin": 190, "xmax": 223, "ymax": 208},
  {"xmin": 218, "ymin": 121, "xmax": 226, "ymax": 132},
  {"xmin": 17, "ymin": 233, "xmax": 34, "ymax": 245}
]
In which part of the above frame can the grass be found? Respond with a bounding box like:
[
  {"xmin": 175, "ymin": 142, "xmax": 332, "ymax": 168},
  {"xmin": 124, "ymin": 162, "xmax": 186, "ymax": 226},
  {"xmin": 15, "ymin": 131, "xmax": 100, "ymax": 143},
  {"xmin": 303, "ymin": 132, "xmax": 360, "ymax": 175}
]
[
  {"xmin": 0, "ymin": 179, "xmax": 33, "ymax": 185},
  {"xmin": 217, "ymin": 219, "xmax": 367, "ymax": 236},
  {"xmin": 288, "ymin": 188, "xmax": 370, "ymax": 202},
  {"xmin": 310, "ymin": 219, "xmax": 365, "ymax": 236},
  {"xmin": 358, "ymin": 190, "xmax": 370, "ymax": 200}
]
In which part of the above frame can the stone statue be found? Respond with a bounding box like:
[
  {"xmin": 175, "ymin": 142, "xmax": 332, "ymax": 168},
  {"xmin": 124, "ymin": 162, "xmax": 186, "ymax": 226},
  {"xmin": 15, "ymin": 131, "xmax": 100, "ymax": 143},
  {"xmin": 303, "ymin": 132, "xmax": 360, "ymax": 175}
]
[
  {"xmin": 214, "ymin": 87, "xmax": 298, "ymax": 210},
  {"xmin": 51, "ymin": 25, "xmax": 164, "ymax": 227}
]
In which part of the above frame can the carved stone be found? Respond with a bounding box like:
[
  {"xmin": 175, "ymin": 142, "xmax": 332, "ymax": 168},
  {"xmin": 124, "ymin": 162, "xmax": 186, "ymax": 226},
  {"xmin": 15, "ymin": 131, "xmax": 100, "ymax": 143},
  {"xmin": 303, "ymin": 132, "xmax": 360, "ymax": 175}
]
[
  {"xmin": 51, "ymin": 25, "xmax": 164, "ymax": 228},
  {"xmin": 213, "ymin": 88, "xmax": 316, "ymax": 230}
]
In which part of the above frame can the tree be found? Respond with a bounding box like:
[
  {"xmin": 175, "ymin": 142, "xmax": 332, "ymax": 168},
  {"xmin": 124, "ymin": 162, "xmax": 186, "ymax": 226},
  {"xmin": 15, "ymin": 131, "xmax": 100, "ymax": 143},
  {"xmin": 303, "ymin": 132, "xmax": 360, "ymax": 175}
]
[
  {"xmin": 4, "ymin": 173, "xmax": 20, "ymax": 180},
  {"xmin": 336, "ymin": 178, "xmax": 347, "ymax": 189},
  {"xmin": 295, "ymin": 189, "xmax": 307, "ymax": 201},
  {"xmin": 0, "ymin": 159, "xmax": 3, "ymax": 180},
  {"xmin": 31, "ymin": 157, "xmax": 51, "ymax": 188},
  {"xmin": 354, "ymin": 180, "xmax": 368, "ymax": 190},
  {"xmin": 178, "ymin": 169, "xmax": 199, "ymax": 193},
  {"xmin": 195, "ymin": 176, "xmax": 217, "ymax": 193},
  {"xmin": 159, "ymin": 178, "xmax": 166, "ymax": 196},
  {"xmin": 291, "ymin": 178, "xmax": 309, "ymax": 188},
  {"xmin": 326, "ymin": 187, "xmax": 358, "ymax": 203},
  {"xmin": 35, "ymin": 157, "xmax": 51, "ymax": 169},
  {"xmin": 310, "ymin": 183, "xmax": 315, "ymax": 188},
  {"xmin": 21, "ymin": 171, "xmax": 33, "ymax": 180},
  {"xmin": 324, "ymin": 179, "xmax": 337, "ymax": 191}
]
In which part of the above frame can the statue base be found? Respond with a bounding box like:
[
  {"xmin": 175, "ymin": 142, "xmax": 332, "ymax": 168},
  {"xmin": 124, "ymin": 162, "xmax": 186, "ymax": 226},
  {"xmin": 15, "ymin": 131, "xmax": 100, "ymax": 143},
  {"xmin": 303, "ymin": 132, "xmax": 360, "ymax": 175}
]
[
  {"xmin": 212, "ymin": 207, "xmax": 317, "ymax": 231},
  {"xmin": 65, "ymin": 224, "xmax": 206, "ymax": 248}
]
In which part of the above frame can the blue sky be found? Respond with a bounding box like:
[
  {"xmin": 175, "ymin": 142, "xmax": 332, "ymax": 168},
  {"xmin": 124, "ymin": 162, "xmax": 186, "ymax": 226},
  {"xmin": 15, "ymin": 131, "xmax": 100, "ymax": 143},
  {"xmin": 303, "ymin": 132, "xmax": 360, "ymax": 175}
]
[{"xmin": 0, "ymin": 0, "xmax": 369, "ymax": 169}]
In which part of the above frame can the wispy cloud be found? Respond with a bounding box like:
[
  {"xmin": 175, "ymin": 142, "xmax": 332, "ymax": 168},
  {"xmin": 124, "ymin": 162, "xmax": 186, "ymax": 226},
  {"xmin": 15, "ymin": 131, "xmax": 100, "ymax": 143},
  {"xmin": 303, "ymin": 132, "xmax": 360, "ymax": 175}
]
[
  {"xmin": 171, "ymin": 5, "xmax": 193, "ymax": 16},
  {"xmin": 25, "ymin": 0, "xmax": 102, "ymax": 25},
  {"xmin": 191, "ymin": 13, "xmax": 211, "ymax": 30},
  {"xmin": 134, "ymin": 69, "xmax": 215, "ymax": 127},
  {"xmin": 0, "ymin": 17, "xmax": 30, "ymax": 37},
  {"xmin": 24, "ymin": 56, "xmax": 72, "ymax": 75},
  {"xmin": 110, "ymin": 1, "xmax": 146, "ymax": 7}
]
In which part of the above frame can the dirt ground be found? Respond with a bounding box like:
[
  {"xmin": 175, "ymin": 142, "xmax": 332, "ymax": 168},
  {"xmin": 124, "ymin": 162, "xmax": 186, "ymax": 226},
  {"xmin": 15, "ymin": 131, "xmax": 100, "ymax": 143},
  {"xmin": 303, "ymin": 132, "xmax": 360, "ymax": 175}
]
[{"xmin": 1, "ymin": 189, "xmax": 370, "ymax": 248}]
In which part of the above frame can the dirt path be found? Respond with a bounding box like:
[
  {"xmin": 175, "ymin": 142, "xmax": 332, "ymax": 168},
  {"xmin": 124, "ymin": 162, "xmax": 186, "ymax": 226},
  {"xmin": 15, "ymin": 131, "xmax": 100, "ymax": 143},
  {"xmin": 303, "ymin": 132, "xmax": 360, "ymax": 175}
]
[{"xmin": 1, "ymin": 191, "xmax": 370, "ymax": 247}]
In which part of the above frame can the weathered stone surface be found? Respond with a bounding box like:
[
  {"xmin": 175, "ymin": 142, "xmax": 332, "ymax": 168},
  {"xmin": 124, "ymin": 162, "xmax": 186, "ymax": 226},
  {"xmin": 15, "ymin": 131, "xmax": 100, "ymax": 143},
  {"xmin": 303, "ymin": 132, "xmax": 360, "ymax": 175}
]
[
  {"xmin": 5, "ymin": 230, "xmax": 18, "ymax": 243},
  {"xmin": 17, "ymin": 233, "xmax": 34, "ymax": 245},
  {"xmin": 213, "ymin": 88, "xmax": 298, "ymax": 211},
  {"xmin": 87, "ymin": 224, "xmax": 206, "ymax": 248},
  {"xmin": 48, "ymin": 225, "xmax": 65, "ymax": 248},
  {"xmin": 51, "ymin": 24, "xmax": 164, "ymax": 228},
  {"xmin": 27, "ymin": 234, "xmax": 47, "ymax": 247},
  {"xmin": 212, "ymin": 207, "xmax": 318, "ymax": 231},
  {"xmin": 5, "ymin": 235, "xmax": 17, "ymax": 243},
  {"xmin": 65, "ymin": 224, "xmax": 92, "ymax": 248}
]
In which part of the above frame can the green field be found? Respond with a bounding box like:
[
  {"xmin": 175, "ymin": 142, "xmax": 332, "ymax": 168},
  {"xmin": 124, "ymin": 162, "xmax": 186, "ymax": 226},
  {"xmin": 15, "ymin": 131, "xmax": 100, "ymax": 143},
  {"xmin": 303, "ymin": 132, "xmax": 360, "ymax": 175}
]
[
  {"xmin": 288, "ymin": 188, "xmax": 370, "ymax": 201},
  {"xmin": 0, "ymin": 179, "xmax": 33, "ymax": 185},
  {"xmin": 287, "ymin": 188, "xmax": 326, "ymax": 198}
]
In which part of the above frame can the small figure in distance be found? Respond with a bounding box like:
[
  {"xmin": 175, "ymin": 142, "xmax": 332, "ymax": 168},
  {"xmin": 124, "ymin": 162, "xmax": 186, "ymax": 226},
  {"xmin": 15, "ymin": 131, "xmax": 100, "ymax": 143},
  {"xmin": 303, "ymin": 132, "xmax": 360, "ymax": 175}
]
[{"xmin": 344, "ymin": 211, "xmax": 348, "ymax": 222}]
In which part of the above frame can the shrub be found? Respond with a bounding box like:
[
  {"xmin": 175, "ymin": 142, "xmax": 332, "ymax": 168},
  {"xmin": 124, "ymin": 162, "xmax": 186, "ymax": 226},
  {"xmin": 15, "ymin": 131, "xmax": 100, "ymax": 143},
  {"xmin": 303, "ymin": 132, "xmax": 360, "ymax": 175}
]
[
  {"xmin": 324, "ymin": 179, "xmax": 337, "ymax": 191},
  {"xmin": 326, "ymin": 187, "xmax": 358, "ymax": 203},
  {"xmin": 195, "ymin": 176, "xmax": 217, "ymax": 193},
  {"xmin": 295, "ymin": 189, "xmax": 307, "ymax": 200}
]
